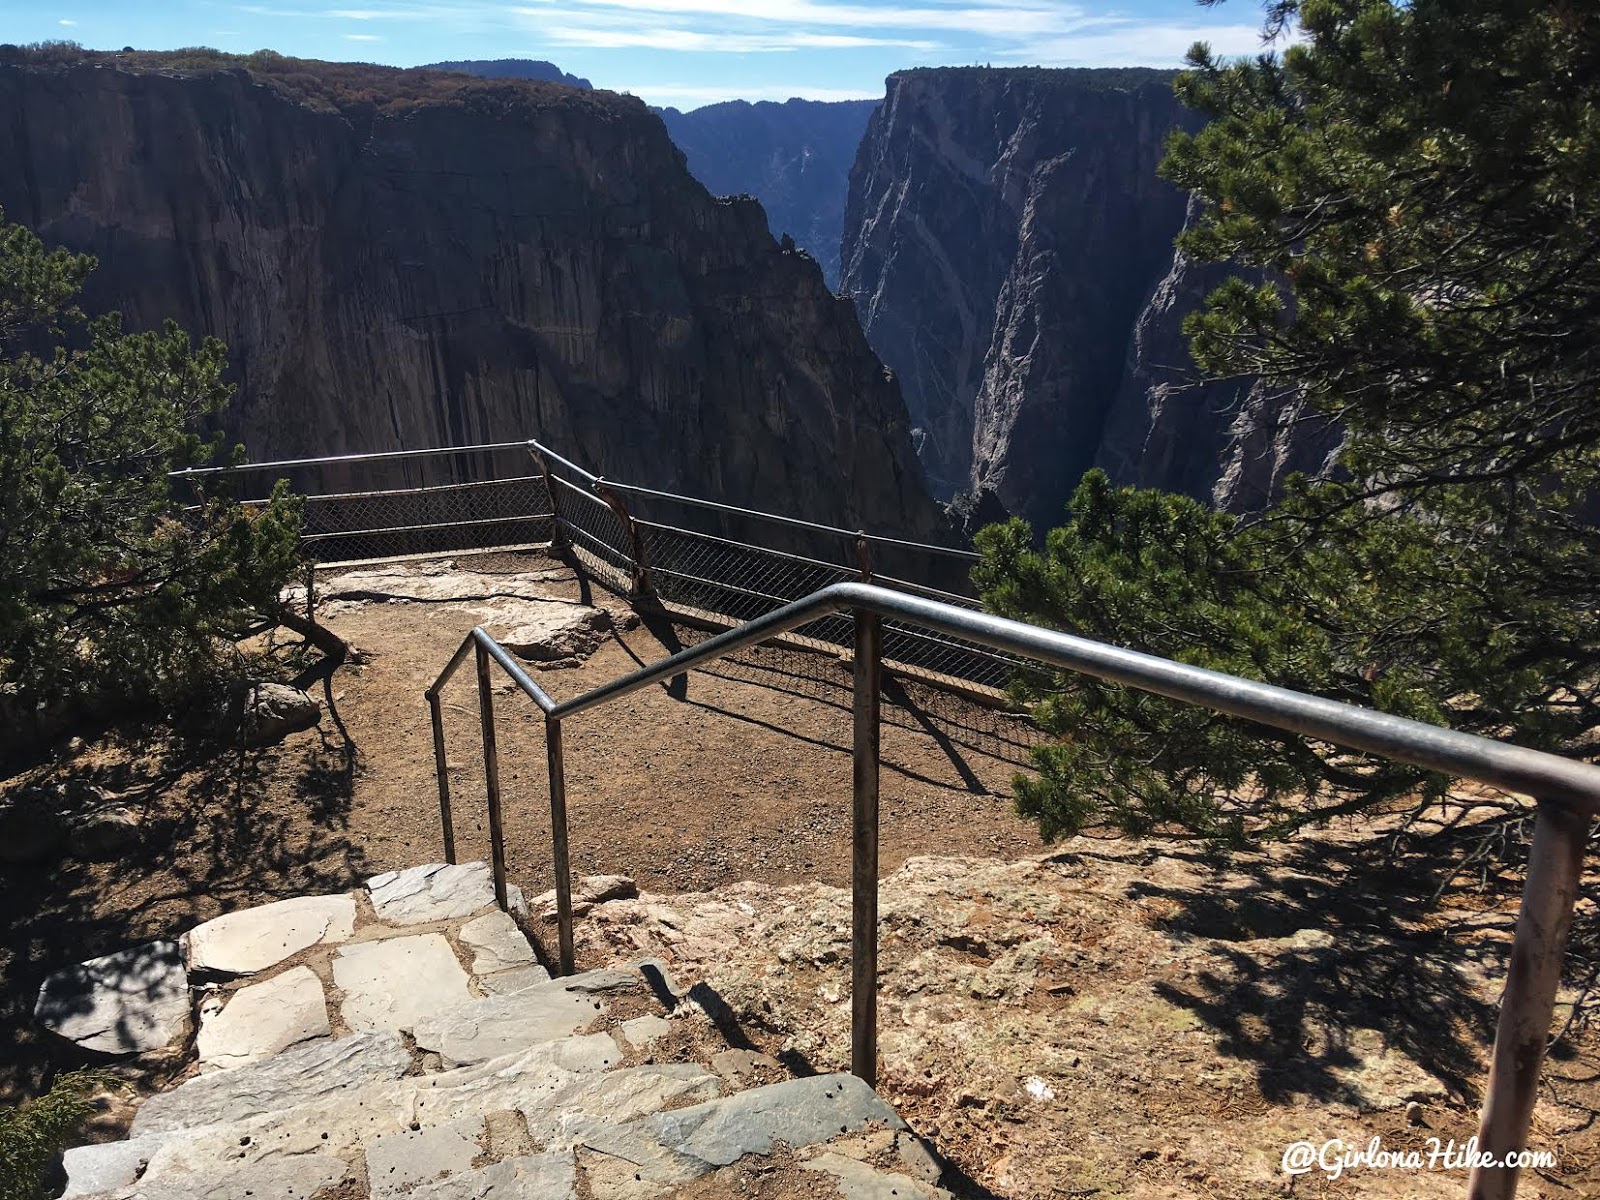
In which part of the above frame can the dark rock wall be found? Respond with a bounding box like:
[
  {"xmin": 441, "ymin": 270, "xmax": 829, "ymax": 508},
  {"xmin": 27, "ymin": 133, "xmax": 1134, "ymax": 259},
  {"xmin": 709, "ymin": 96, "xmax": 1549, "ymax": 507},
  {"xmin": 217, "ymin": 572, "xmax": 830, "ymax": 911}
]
[
  {"xmin": 842, "ymin": 66, "xmax": 1331, "ymax": 530},
  {"xmin": 0, "ymin": 60, "xmax": 939, "ymax": 539}
]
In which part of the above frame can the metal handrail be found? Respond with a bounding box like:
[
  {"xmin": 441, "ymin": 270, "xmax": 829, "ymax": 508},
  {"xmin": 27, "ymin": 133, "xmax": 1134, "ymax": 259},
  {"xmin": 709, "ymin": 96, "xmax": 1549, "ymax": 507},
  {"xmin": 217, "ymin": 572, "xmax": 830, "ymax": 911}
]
[{"xmin": 427, "ymin": 580, "xmax": 1596, "ymax": 1200}]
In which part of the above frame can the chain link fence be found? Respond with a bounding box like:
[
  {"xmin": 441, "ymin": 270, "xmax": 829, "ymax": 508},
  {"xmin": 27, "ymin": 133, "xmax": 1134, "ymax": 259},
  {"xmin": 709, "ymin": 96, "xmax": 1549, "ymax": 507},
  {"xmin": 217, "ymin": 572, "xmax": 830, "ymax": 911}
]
[{"xmin": 176, "ymin": 440, "xmax": 1041, "ymax": 754}]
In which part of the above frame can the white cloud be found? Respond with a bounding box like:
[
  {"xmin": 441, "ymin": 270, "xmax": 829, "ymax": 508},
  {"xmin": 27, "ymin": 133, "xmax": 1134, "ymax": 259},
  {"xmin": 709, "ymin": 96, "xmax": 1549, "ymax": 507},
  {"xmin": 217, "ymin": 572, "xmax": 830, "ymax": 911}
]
[
  {"xmin": 59, "ymin": 18, "xmax": 78, "ymax": 26},
  {"xmin": 1009, "ymin": 23, "xmax": 1273, "ymax": 67},
  {"xmin": 546, "ymin": 26, "xmax": 940, "ymax": 51},
  {"xmin": 345, "ymin": 32, "xmax": 384, "ymax": 40},
  {"xmin": 514, "ymin": 0, "xmax": 1085, "ymax": 37}
]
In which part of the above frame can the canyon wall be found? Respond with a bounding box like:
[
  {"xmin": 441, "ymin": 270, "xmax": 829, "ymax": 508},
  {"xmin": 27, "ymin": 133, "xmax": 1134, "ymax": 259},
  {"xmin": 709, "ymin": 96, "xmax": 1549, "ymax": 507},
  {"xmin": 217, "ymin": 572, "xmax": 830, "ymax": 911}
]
[
  {"xmin": 657, "ymin": 98, "xmax": 878, "ymax": 290},
  {"xmin": 0, "ymin": 54, "xmax": 938, "ymax": 539},
  {"xmin": 842, "ymin": 66, "xmax": 1330, "ymax": 530}
]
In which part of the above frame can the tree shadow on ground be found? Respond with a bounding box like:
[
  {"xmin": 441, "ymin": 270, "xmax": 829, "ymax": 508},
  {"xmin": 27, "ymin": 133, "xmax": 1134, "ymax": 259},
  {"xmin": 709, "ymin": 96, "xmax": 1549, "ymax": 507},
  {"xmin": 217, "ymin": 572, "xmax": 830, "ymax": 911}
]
[
  {"xmin": 1073, "ymin": 835, "xmax": 1507, "ymax": 1109},
  {"xmin": 0, "ymin": 712, "xmax": 368, "ymax": 1102}
]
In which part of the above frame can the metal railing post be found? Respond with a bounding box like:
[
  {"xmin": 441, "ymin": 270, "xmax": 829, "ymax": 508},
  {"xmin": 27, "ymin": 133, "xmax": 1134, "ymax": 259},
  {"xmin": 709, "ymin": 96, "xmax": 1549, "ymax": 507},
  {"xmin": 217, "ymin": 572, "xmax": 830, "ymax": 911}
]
[
  {"xmin": 545, "ymin": 715, "xmax": 577, "ymax": 976},
  {"xmin": 851, "ymin": 607, "xmax": 882, "ymax": 1087},
  {"xmin": 529, "ymin": 445, "xmax": 570, "ymax": 553},
  {"xmin": 474, "ymin": 642, "xmax": 511, "ymax": 912},
  {"xmin": 1468, "ymin": 800, "xmax": 1593, "ymax": 1200},
  {"xmin": 427, "ymin": 691, "xmax": 457, "ymax": 864},
  {"xmin": 854, "ymin": 531, "xmax": 873, "ymax": 582},
  {"xmin": 594, "ymin": 479, "xmax": 658, "ymax": 605}
]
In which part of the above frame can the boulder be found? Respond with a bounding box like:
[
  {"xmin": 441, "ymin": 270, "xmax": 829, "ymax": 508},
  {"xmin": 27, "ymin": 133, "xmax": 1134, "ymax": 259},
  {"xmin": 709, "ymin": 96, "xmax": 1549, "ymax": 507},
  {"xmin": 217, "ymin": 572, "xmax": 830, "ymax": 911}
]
[
  {"xmin": 530, "ymin": 874, "xmax": 638, "ymax": 920},
  {"xmin": 236, "ymin": 682, "xmax": 321, "ymax": 748},
  {"xmin": 35, "ymin": 940, "xmax": 190, "ymax": 1056}
]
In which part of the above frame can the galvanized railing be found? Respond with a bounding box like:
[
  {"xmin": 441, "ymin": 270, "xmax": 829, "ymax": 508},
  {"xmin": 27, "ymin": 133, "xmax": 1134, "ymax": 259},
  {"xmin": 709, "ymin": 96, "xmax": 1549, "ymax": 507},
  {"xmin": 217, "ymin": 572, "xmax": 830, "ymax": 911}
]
[{"xmin": 428, "ymin": 580, "xmax": 1598, "ymax": 1200}]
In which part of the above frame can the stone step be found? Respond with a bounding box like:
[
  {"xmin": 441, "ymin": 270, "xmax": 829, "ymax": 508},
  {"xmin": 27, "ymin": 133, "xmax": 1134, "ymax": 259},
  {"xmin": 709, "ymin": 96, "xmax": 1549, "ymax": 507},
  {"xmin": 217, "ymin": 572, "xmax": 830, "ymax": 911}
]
[{"xmin": 65, "ymin": 1034, "xmax": 705, "ymax": 1198}]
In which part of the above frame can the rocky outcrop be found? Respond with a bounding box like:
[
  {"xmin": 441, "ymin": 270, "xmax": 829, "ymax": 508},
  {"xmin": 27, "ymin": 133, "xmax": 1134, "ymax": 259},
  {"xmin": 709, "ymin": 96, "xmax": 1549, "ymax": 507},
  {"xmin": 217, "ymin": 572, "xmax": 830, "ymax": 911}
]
[
  {"xmin": 842, "ymin": 67, "xmax": 1194, "ymax": 524},
  {"xmin": 422, "ymin": 58, "xmax": 592, "ymax": 89},
  {"xmin": 0, "ymin": 52, "xmax": 937, "ymax": 540},
  {"xmin": 658, "ymin": 98, "xmax": 878, "ymax": 289}
]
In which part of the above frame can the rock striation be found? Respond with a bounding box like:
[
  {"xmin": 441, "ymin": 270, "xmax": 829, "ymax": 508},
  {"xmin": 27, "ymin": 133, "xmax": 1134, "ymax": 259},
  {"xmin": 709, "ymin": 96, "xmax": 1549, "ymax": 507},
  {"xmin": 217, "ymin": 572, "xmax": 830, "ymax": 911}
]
[
  {"xmin": 1094, "ymin": 199, "xmax": 1343, "ymax": 510},
  {"xmin": 657, "ymin": 97, "xmax": 879, "ymax": 289},
  {"xmin": 0, "ymin": 52, "xmax": 938, "ymax": 540},
  {"xmin": 842, "ymin": 67, "xmax": 1335, "ymax": 528}
]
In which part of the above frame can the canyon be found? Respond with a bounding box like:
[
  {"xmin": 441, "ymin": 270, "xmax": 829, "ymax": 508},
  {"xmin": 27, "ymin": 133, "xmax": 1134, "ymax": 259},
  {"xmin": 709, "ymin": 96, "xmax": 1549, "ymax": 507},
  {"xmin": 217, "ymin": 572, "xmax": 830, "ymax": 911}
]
[
  {"xmin": 0, "ymin": 50, "xmax": 937, "ymax": 539},
  {"xmin": 1, "ymin": 49, "xmax": 1336, "ymax": 543},
  {"xmin": 657, "ymin": 98, "xmax": 878, "ymax": 290}
]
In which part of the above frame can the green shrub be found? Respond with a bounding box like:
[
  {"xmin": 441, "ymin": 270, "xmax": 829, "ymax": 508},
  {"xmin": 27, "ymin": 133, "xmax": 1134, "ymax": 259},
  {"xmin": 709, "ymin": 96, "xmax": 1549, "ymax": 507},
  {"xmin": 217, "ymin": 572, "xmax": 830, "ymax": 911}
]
[{"xmin": 0, "ymin": 1070, "xmax": 114, "ymax": 1200}]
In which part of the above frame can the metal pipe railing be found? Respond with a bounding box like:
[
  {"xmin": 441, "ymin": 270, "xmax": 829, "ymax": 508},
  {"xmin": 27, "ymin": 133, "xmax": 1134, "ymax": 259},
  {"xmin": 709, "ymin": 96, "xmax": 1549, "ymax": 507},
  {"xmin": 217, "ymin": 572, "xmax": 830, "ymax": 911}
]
[{"xmin": 425, "ymin": 582, "xmax": 1595, "ymax": 1200}]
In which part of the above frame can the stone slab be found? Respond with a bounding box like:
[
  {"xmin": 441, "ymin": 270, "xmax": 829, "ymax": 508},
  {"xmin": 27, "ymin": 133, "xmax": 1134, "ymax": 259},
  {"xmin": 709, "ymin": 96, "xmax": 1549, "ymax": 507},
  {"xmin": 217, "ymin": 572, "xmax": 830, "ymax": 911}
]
[
  {"xmin": 334, "ymin": 933, "xmax": 472, "ymax": 1032},
  {"xmin": 35, "ymin": 940, "xmax": 190, "ymax": 1056},
  {"xmin": 410, "ymin": 1151, "xmax": 578, "ymax": 1200},
  {"xmin": 532, "ymin": 1065, "xmax": 720, "ymax": 1147},
  {"xmin": 478, "ymin": 965, "xmax": 552, "ymax": 995},
  {"xmin": 459, "ymin": 909, "xmax": 537, "ymax": 975},
  {"xmin": 802, "ymin": 1151, "xmax": 951, "ymax": 1199},
  {"xmin": 122, "ymin": 1035, "xmax": 625, "ymax": 1189},
  {"xmin": 578, "ymin": 1072, "xmax": 905, "ymax": 1185},
  {"xmin": 367, "ymin": 1117, "xmax": 482, "ymax": 1200},
  {"xmin": 61, "ymin": 1134, "xmax": 164, "ymax": 1197},
  {"xmin": 133, "ymin": 1029, "xmax": 412, "ymax": 1135},
  {"xmin": 620, "ymin": 1014, "xmax": 671, "ymax": 1050},
  {"xmin": 196, "ymin": 965, "xmax": 330, "ymax": 1070},
  {"xmin": 366, "ymin": 862, "xmax": 525, "ymax": 925},
  {"xmin": 182, "ymin": 893, "xmax": 355, "ymax": 975},
  {"xmin": 412, "ymin": 973, "xmax": 614, "ymax": 1067}
]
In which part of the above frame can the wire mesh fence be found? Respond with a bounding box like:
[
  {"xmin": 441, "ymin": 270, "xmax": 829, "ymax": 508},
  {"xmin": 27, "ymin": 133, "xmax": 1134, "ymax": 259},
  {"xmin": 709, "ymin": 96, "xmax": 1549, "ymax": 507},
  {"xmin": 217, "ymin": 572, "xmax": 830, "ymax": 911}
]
[
  {"xmin": 174, "ymin": 439, "xmax": 1041, "ymax": 728},
  {"xmin": 173, "ymin": 443, "xmax": 555, "ymax": 565}
]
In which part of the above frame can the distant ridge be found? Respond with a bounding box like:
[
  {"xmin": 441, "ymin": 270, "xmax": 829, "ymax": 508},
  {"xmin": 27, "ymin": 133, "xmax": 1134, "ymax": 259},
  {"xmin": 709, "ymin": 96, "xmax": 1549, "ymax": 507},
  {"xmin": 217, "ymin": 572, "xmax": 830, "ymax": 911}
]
[
  {"xmin": 422, "ymin": 59, "xmax": 591, "ymax": 89},
  {"xmin": 657, "ymin": 97, "xmax": 878, "ymax": 289}
]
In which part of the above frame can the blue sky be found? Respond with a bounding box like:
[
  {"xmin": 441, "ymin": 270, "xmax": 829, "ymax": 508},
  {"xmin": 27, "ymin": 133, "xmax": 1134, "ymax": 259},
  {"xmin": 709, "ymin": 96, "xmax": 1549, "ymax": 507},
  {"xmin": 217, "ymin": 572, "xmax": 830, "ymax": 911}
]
[{"xmin": 17, "ymin": 1, "xmax": 1275, "ymax": 109}]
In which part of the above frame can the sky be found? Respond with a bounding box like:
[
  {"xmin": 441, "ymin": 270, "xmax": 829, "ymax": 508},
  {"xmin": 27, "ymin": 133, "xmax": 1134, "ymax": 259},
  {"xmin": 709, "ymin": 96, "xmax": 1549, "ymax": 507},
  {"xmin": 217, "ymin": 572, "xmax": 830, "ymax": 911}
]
[{"xmin": 15, "ymin": 1, "xmax": 1276, "ymax": 110}]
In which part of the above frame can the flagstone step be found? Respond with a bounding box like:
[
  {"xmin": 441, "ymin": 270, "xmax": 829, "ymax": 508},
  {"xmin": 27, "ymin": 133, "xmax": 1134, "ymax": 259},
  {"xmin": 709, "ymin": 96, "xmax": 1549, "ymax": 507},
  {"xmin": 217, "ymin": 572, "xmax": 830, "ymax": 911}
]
[{"xmin": 48, "ymin": 865, "xmax": 949, "ymax": 1200}]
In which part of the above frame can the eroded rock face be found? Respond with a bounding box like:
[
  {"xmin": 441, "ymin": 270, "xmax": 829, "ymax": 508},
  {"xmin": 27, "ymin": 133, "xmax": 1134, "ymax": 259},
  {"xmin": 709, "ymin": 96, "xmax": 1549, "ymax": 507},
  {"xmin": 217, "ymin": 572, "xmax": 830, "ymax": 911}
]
[
  {"xmin": 0, "ymin": 57, "xmax": 938, "ymax": 541},
  {"xmin": 842, "ymin": 68, "xmax": 1339, "ymax": 528},
  {"xmin": 658, "ymin": 98, "xmax": 879, "ymax": 289},
  {"xmin": 842, "ymin": 67, "xmax": 1194, "ymax": 525},
  {"xmin": 1095, "ymin": 198, "xmax": 1343, "ymax": 511}
]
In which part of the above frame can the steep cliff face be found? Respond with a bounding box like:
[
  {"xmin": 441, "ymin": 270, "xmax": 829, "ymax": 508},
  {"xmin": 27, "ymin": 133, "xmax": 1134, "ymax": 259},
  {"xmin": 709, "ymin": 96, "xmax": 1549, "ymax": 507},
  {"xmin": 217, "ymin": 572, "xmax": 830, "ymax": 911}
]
[
  {"xmin": 841, "ymin": 67, "xmax": 1194, "ymax": 525},
  {"xmin": 842, "ymin": 67, "xmax": 1342, "ymax": 529},
  {"xmin": 656, "ymin": 98, "xmax": 877, "ymax": 289},
  {"xmin": 1095, "ymin": 199, "xmax": 1343, "ymax": 511},
  {"xmin": 0, "ymin": 55, "xmax": 937, "ymax": 538}
]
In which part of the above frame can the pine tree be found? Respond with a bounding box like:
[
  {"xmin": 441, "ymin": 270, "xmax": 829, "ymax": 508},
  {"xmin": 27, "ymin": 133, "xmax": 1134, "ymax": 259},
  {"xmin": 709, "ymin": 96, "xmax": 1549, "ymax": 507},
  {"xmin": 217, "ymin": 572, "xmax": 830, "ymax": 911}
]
[
  {"xmin": 0, "ymin": 213, "xmax": 302, "ymax": 740},
  {"xmin": 976, "ymin": 0, "xmax": 1600, "ymax": 843}
]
